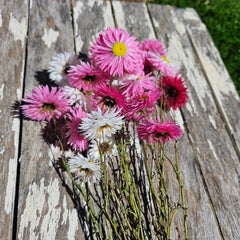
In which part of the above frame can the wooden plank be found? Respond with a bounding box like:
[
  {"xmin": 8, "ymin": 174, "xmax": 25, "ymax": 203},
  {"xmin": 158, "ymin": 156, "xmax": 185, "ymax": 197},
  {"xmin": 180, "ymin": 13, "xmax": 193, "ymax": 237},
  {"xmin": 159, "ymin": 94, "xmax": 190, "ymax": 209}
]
[
  {"xmin": 16, "ymin": 1, "xmax": 85, "ymax": 239},
  {"xmin": 113, "ymin": 1, "xmax": 223, "ymax": 239},
  {"xmin": 73, "ymin": 0, "xmax": 115, "ymax": 54},
  {"xmin": 0, "ymin": 1, "xmax": 28, "ymax": 239},
  {"xmin": 182, "ymin": 8, "xmax": 240, "ymax": 155},
  {"xmin": 148, "ymin": 4, "xmax": 240, "ymax": 239}
]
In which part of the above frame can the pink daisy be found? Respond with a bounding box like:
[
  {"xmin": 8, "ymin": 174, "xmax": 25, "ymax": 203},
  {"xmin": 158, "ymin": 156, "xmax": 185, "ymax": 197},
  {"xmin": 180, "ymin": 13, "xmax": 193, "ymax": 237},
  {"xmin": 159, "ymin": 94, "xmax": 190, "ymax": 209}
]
[
  {"xmin": 126, "ymin": 90, "xmax": 162, "ymax": 121},
  {"xmin": 66, "ymin": 106, "xmax": 89, "ymax": 152},
  {"xmin": 140, "ymin": 39, "xmax": 166, "ymax": 56},
  {"xmin": 160, "ymin": 74, "xmax": 188, "ymax": 110},
  {"xmin": 140, "ymin": 38, "xmax": 177, "ymax": 76},
  {"xmin": 21, "ymin": 86, "xmax": 69, "ymax": 121},
  {"xmin": 137, "ymin": 117, "xmax": 182, "ymax": 144},
  {"xmin": 67, "ymin": 61, "xmax": 110, "ymax": 92},
  {"xmin": 120, "ymin": 73, "xmax": 157, "ymax": 97},
  {"xmin": 92, "ymin": 84, "xmax": 127, "ymax": 115},
  {"xmin": 90, "ymin": 27, "xmax": 141, "ymax": 76}
]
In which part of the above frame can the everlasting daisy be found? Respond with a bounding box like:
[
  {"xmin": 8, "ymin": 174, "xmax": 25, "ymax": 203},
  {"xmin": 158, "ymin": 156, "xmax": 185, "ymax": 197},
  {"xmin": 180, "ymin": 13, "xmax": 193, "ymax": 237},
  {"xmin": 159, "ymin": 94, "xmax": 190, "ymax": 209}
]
[
  {"xmin": 67, "ymin": 61, "xmax": 110, "ymax": 92},
  {"xmin": 62, "ymin": 86, "xmax": 93, "ymax": 112},
  {"xmin": 66, "ymin": 107, "xmax": 89, "ymax": 152},
  {"xmin": 140, "ymin": 39, "xmax": 177, "ymax": 76},
  {"xmin": 67, "ymin": 153, "xmax": 101, "ymax": 182},
  {"xmin": 90, "ymin": 27, "xmax": 141, "ymax": 76},
  {"xmin": 92, "ymin": 84, "xmax": 127, "ymax": 114},
  {"xmin": 120, "ymin": 73, "xmax": 157, "ymax": 97},
  {"xmin": 160, "ymin": 74, "xmax": 188, "ymax": 110},
  {"xmin": 88, "ymin": 139, "xmax": 118, "ymax": 160},
  {"xmin": 140, "ymin": 39, "xmax": 166, "ymax": 56},
  {"xmin": 137, "ymin": 117, "xmax": 182, "ymax": 144},
  {"xmin": 21, "ymin": 86, "xmax": 69, "ymax": 121},
  {"xmin": 48, "ymin": 52, "xmax": 78, "ymax": 86},
  {"xmin": 79, "ymin": 107, "xmax": 124, "ymax": 142},
  {"xmin": 126, "ymin": 90, "xmax": 162, "ymax": 121}
]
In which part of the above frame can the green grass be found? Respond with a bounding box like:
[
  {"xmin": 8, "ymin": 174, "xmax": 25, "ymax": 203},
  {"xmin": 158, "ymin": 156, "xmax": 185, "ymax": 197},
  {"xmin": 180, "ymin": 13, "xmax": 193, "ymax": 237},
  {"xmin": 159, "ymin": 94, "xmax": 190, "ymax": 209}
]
[{"xmin": 152, "ymin": 0, "xmax": 240, "ymax": 95}]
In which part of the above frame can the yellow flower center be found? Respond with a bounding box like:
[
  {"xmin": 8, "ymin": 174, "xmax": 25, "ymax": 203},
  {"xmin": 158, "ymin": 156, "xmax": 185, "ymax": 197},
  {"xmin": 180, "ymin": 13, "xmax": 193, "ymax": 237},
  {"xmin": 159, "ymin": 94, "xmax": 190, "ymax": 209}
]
[
  {"xmin": 112, "ymin": 42, "xmax": 127, "ymax": 57},
  {"xmin": 161, "ymin": 55, "xmax": 170, "ymax": 63}
]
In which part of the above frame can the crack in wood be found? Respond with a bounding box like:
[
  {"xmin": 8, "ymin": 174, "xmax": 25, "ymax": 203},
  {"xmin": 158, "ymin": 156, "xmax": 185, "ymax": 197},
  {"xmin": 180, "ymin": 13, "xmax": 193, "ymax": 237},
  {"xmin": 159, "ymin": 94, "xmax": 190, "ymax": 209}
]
[
  {"xmin": 185, "ymin": 28, "xmax": 240, "ymax": 162},
  {"xmin": 180, "ymin": 109, "xmax": 225, "ymax": 240}
]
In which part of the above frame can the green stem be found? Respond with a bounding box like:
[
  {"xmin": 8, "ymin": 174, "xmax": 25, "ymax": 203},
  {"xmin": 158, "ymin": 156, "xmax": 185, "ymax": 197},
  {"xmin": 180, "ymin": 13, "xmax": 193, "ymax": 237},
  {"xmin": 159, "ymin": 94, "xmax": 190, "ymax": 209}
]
[{"xmin": 175, "ymin": 141, "xmax": 189, "ymax": 240}]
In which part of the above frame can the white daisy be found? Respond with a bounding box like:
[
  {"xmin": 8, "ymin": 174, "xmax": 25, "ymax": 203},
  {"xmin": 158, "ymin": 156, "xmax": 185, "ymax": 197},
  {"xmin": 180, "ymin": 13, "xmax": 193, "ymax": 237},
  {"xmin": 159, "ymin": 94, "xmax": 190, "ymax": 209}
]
[
  {"xmin": 48, "ymin": 52, "xmax": 78, "ymax": 86},
  {"xmin": 67, "ymin": 153, "xmax": 101, "ymax": 182},
  {"xmin": 62, "ymin": 86, "xmax": 93, "ymax": 112},
  {"xmin": 88, "ymin": 138, "xmax": 118, "ymax": 160},
  {"xmin": 79, "ymin": 107, "xmax": 124, "ymax": 142}
]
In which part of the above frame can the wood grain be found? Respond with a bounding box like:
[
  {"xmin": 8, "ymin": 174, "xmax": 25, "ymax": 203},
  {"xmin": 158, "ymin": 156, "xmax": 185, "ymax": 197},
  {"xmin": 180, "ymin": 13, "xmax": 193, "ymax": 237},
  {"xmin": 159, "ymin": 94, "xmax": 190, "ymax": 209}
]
[
  {"xmin": 148, "ymin": 4, "xmax": 240, "ymax": 239},
  {"xmin": 0, "ymin": 1, "xmax": 28, "ymax": 239},
  {"xmin": 16, "ymin": 1, "xmax": 84, "ymax": 239}
]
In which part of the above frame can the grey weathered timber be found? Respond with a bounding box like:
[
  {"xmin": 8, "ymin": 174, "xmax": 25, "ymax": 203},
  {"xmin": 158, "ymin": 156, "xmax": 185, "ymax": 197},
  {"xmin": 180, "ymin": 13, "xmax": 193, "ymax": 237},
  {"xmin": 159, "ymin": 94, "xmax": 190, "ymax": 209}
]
[
  {"xmin": 112, "ymin": 1, "xmax": 223, "ymax": 239},
  {"xmin": 148, "ymin": 4, "xmax": 240, "ymax": 239},
  {"xmin": 0, "ymin": 1, "xmax": 28, "ymax": 239},
  {"xmin": 182, "ymin": 8, "xmax": 240, "ymax": 154},
  {"xmin": 1, "ymin": 0, "xmax": 240, "ymax": 239},
  {"xmin": 15, "ymin": 1, "xmax": 84, "ymax": 239}
]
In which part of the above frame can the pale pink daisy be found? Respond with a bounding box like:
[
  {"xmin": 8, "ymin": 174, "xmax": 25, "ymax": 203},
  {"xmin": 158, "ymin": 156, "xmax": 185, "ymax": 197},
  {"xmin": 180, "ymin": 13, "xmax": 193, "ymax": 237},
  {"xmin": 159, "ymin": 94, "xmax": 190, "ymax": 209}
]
[
  {"xmin": 120, "ymin": 73, "xmax": 157, "ymax": 97},
  {"xmin": 126, "ymin": 90, "xmax": 162, "ymax": 121},
  {"xmin": 146, "ymin": 51, "xmax": 178, "ymax": 77},
  {"xmin": 90, "ymin": 27, "xmax": 141, "ymax": 76},
  {"xmin": 140, "ymin": 39, "xmax": 177, "ymax": 76},
  {"xmin": 160, "ymin": 74, "xmax": 188, "ymax": 110},
  {"xmin": 140, "ymin": 39, "xmax": 166, "ymax": 56},
  {"xmin": 66, "ymin": 106, "xmax": 89, "ymax": 152},
  {"xmin": 21, "ymin": 86, "xmax": 69, "ymax": 121},
  {"xmin": 67, "ymin": 61, "xmax": 110, "ymax": 92},
  {"xmin": 92, "ymin": 84, "xmax": 127, "ymax": 115},
  {"xmin": 137, "ymin": 117, "xmax": 182, "ymax": 144}
]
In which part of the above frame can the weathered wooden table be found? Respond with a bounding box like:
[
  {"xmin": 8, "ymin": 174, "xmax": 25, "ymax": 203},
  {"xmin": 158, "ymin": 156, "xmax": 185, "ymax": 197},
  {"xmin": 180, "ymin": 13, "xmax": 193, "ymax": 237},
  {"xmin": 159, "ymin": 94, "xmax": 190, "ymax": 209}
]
[{"xmin": 1, "ymin": 0, "xmax": 240, "ymax": 239}]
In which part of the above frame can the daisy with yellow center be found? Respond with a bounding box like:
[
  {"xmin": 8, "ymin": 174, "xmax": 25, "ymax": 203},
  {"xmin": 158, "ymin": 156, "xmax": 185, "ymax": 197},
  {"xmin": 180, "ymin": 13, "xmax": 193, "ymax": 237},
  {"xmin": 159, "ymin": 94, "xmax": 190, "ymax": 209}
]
[{"xmin": 90, "ymin": 27, "xmax": 141, "ymax": 76}]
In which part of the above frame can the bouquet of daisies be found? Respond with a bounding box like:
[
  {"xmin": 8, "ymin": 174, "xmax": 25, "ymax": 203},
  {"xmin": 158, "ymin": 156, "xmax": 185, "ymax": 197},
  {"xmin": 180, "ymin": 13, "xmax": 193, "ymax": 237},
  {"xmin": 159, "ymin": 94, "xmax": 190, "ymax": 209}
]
[{"xmin": 19, "ymin": 27, "xmax": 189, "ymax": 239}]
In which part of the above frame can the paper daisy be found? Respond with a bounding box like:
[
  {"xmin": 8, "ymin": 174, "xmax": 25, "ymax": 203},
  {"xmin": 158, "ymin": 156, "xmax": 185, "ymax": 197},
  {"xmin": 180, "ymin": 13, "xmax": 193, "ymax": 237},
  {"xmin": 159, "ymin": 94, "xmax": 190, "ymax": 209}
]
[
  {"xmin": 90, "ymin": 27, "xmax": 141, "ymax": 76},
  {"xmin": 137, "ymin": 117, "xmax": 182, "ymax": 144},
  {"xmin": 88, "ymin": 139, "xmax": 118, "ymax": 160},
  {"xmin": 120, "ymin": 73, "xmax": 157, "ymax": 97},
  {"xmin": 140, "ymin": 39, "xmax": 167, "ymax": 56},
  {"xmin": 126, "ymin": 90, "xmax": 162, "ymax": 121},
  {"xmin": 48, "ymin": 52, "xmax": 78, "ymax": 86},
  {"xmin": 67, "ymin": 153, "xmax": 101, "ymax": 182},
  {"xmin": 140, "ymin": 39, "xmax": 177, "ymax": 76},
  {"xmin": 62, "ymin": 86, "xmax": 93, "ymax": 112},
  {"xmin": 21, "ymin": 86, "xmax": 69, "ymax": 121},
  {"xmin": 79, "ymin": 107, "xmax": 124, "ymax": 142},
  {"xmin": 67, "ymin": 61, "xmax": 110, "ymax": 92},
  {"xmin": 160, "ymin": 74, "xmax": 188, "ymax": 110},
  {"xmin": 66, "ymin": 106, "xmax": 89, "ymax": 152},
  {"xmin": 92, "ymin": 84, "xmax": 127, "ymax": 114}
]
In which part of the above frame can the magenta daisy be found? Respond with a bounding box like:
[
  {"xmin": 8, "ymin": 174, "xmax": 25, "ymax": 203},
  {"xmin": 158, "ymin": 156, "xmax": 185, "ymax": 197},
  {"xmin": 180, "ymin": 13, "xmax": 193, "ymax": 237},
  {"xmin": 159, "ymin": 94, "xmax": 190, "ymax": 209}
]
[
  {"xmin": 92, "ymin": 84, "xmax": 127, "ymax": 115},
  {"xmin": 120, "ymin": 73, "xmax": 157, "ymax": 97},
  {"xmin": 90, "ymin": 27, "xmax": 141, "ymax": 76},
  {"xmin": 66, "ymin": 106, "xmax": 89, "ymax": 152},
  {"xmin": 67, "ymin": 61, "xmax": 110, "ymax": 92},
  {"xmin": 160, "ymin": 74, "xmax": 188, "ymax": 110},
  {"xmin": 126, "ymin": 90, "xmax": 162, "ymax": 121},
  {"xmin": 137, "ymin": 117, "xmax": 182, "ymax": 144},
  {"xmin": 21, "ymin": 86, "xmax": 69, "ymax": 121}
]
